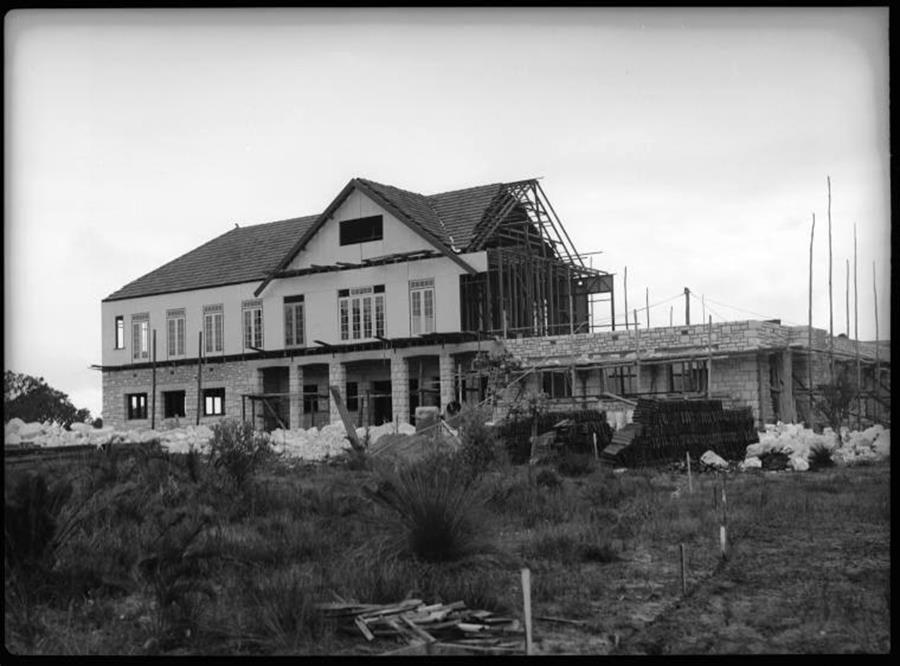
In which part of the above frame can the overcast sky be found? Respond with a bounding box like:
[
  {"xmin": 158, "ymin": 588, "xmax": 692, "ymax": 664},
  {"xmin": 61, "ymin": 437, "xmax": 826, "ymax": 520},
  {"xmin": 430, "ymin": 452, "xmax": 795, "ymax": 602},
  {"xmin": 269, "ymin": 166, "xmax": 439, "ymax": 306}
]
[{"xmin": 4, "ymin": 8, "xmax": 890, "ymax": 418}]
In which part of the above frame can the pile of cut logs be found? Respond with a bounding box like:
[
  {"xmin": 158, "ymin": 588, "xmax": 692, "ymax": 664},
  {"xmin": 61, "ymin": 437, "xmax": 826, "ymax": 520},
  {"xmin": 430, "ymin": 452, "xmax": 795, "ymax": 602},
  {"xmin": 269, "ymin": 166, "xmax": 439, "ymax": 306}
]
[{"xmin": 315, "ymin": 597, "xmax": 525, "ymax": 655}]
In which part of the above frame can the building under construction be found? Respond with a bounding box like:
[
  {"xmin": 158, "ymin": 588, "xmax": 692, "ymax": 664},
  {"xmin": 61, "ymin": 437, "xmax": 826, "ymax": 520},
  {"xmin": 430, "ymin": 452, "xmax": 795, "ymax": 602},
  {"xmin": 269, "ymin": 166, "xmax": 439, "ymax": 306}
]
[{"xmin": 98, "ymin": 177, "xmax": 890, "ymax": 432}]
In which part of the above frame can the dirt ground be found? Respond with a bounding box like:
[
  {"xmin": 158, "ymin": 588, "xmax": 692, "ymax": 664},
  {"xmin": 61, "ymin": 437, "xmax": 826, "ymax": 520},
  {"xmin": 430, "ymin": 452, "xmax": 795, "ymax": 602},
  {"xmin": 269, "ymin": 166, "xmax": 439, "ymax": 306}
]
[{"xmin": 528, "ymin": 464, "xmax": 890, "ymax": 655}]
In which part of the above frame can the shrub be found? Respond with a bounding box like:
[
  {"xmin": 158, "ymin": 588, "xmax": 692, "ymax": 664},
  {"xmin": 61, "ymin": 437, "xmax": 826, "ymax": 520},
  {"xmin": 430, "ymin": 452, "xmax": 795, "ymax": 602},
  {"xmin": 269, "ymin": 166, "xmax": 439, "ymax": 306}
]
[
  {"xmin": 809, "ymin": 443, "xmax": 836, "ymax": 471},
  {"xmin": 208, "ymin": 418, "xmax": 272, "ymax": 489},
  {"xmin": 535, "ymin": 467, "xmax": 562, "ymax": 489},
  {"xmin": 457, "ymin": 405, "xmax": 504, "ymax": 474},
  {"xmin": 759, "ymin": 450, "xmax": 790, "ymax": 471},
  {"xmin": 4, "ymin": 471, "xmax": 73, "ymax": 572},
  {"xmin": 366, "ymin": 449, "xmax": 492, "ymax": 562},
  {"xmin": 556, "ymin": 451, "xmax": 596, "ymax": 477}
]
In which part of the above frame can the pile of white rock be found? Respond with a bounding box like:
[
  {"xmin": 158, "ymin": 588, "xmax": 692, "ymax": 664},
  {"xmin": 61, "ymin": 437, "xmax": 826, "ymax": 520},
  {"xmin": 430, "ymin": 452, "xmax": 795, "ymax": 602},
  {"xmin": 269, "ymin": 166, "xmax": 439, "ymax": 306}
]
[
  {"xmin": 739, "ymin": 422, "xmax": 890, "ymax": 471},
  {"xmin": 4, "ymin": 417, "xmax": 419, "ymax": 462}
]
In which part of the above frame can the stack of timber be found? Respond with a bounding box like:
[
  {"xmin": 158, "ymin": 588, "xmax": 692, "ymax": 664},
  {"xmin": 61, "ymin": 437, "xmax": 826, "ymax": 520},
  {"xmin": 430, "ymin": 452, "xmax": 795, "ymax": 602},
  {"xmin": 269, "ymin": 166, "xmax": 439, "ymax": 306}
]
[
  {"xmin": 601, "ymin": 398, "xmax": 757, "ymax": 467},
  {"xmin": 316, "ymin": 598, "xmax": 524, "ymax": 655},
  {"xmin": 497, "ymin": 409, "xmax": 613, "ymax": 463}
]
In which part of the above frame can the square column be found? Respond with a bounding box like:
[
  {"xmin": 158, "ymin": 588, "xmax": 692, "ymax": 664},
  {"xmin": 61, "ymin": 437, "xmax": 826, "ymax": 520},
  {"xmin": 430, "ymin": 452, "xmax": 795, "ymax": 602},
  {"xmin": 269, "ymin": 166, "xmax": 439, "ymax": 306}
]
[
  {"xmin": 439, "ymin": 351, "xmax": 455, "ymax": 410},
  {"xmin": 329, "ymin": 359, "xmax": 346, "ymax": 424},
  {"xmin": 289, "ymin": 365, "xmax": 304, "ymax": 430},
  {"xmin": 391, "ymin": 354, "xmax": 410, "ymax": 425}
]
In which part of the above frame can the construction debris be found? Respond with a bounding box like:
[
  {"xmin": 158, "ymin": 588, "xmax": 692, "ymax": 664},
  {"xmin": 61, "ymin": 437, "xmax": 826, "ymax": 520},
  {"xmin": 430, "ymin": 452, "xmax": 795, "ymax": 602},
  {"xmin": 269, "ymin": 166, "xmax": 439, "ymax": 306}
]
[{"xmin": 315, "ymin": 598, "xmax": 524, "ymax": 654}]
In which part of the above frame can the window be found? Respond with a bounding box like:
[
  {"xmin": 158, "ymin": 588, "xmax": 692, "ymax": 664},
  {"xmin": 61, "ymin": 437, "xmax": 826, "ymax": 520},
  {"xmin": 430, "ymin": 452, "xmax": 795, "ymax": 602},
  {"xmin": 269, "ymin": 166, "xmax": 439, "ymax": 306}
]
[
  {"xmin": 126, "ymin": 393, "xmax": 148, "ymax": 420},
  {"xmin": 303, "ymin": 384, "xmax": 319, "ymax": 413},
  {"xmin": 203, "ymin": 304, "xmax": 224, "ymax": 354},
  {"xmin": 166, "ymin": 309, "xmax": 186, "ymax": 357},
  {"xmin": 409, "ymin": 278, "xmax": 435, "ymax": 335},
  {"xmin": 346, "ymin": 381, "xmax": 359, "ymax": 411},
  {"xmin": 339, "ymin": 215, "xmax": 383, "ymax": 246},
  {"xmin": 203, "ymin": 388, "xmax": 225, "ymax": 416},
  {"xmin": 284, "ymin": 295, "xmax": 305, "ymax": 347},
  {"xmin": 131, "ymin": 313, "xmax": 150, "ymax": 360},
  {"xmin": 338, "ymin": 285, "xmax": 385, "ymax": 341},
  {"xmin": 115, "ymin": 316, "xmax": 125, "ymax": 349},
  {"xmin": 163, "ymin": 390, "xmax": 186, "ymax": 418},
  {"xmin": 607, "ymin": 365, "xmax": 637, "ymax": 396},
  {"xmin": 667, "ymin": 361, "xmax": 707, "ymax": 393},
  {"xmin": 541, "ymin": 370, "xmax": 572, "ymax": 398},
  {"xmin": 242, "ymin": 299, "xmax": 263, "ymax": 349}
]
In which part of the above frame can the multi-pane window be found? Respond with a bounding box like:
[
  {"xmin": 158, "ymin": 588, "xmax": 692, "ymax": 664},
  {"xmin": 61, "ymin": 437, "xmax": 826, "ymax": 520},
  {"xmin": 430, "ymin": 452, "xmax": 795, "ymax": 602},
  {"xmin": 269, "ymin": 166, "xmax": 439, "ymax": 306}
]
[
  {"xmin": 242, "ymin": 299, "xmax": 263, "ymax": 349},
  {"xmin": 541, "ymin": 369, "xmax": 572, "ymax": 398},
  {"xmin": 606, "ymin": 365, "xmax": 637, "ymax": 396},
  {"xmin": 131, "ymin": 313, "xmax": 150, "ymax": 361},
  {"xmin": 338, "ymin": 285, "xmax": 385, "ymax": 341},
  {"xmin": 163, "ymin": 390, "xmax": 186, "ymax": 418},
  {"xmin": 166, "ymin": 309, "xmax": 186, "ymax": 357},
  {"xmin": 284, "ymin": 295, "xmax": 305, "ymax": 347},
  {"xmin": 115, "ymin": 316, "xmax": 125, "ymax": 349},
  {"xmin": 346, "ymin": 381, "xmax": 359, "ymax": 412},
  {"xmin": 409, "ymin": 278, "xmax": 435, "ymax": 335},
  {"xmin": 126, "ymin": 393, "xmax": 148, "ymax": 420},
  {"xmin": 203, "ymin": 304, "xmax": 224, "ymax": 354},
  {"xmin": 203, "ymin": 388, "xmax": 225, "ymax": 416}
]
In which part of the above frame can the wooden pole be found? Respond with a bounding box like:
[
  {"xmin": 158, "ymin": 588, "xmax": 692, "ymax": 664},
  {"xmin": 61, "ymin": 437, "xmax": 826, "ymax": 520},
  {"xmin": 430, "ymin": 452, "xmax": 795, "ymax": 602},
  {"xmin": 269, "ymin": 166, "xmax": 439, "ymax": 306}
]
[
  {"xmin": 151, "ymin": 329, "xmax": 157, "ymax": 430},
  {"xmin": 808, "ymin": 213, "xmax": 815, "ymax": 425},
  {"xmin": 684, "ymin": 287, "xmax": 690, "ymax": 326},
  {"xmin": 854, "ymin": 223, "xmax": 860, "ymax": 428},
  {"xmin": 702, "ymin": 294, "xmax": 706, "ymax": 323},
  {"xmin": 707, "ymin": 315, "xmax": 713, "ymax": 398},
  {"xmin": 720, "ymin": 475, "xmax": 728, "ymax": 559},
  {"xmin": 645, "ymin": 287, "xmax": 650, "ymax": 328},
  {"xmin": 624, "ymin": 266, "xmax": 629, "ymax": 330},
  {"xmin": 845, "ymin": 259, "xmax": 850, "ymax": 337},
  {"xmin": 669, "ymin": 306, "xmax": 673, "ymax": 327},
  {"xmin": 196, "ymin": 331, "xmax": 202, "ymax": 425},
  {"xmin": 873, "ymin": 261, "xmax": 879, "ymax": 423},
  {"xmin": 592, "ymin": 431, "xmax": 599, "ymax": 460},
  {"xmin": 827, "ymin": 176, "xmax": 834, "ymax": 383},
  {"xmin": 521, "ymin": 568, "xmax": 533, "ymax": 655},
  {"xmin": 680, "ymin": 543, "xmax": 687, "ymax": 595}
]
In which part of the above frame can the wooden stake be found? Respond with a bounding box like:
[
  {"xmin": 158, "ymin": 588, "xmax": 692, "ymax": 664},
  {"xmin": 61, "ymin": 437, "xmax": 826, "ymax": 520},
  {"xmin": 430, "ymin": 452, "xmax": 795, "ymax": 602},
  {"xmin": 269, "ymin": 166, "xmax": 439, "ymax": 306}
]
[
  {"xmin": 686, "ymin": 451, "xmax": 693, "ymax": 494},
  {"xmin": 827, "ymin": 176, "xmax": 834, "ymax": 383},
  {"xmin": 684, "ymin": 287, "xmax": 690, "ymax": 326},
  {"xmin": 151, "ymin": 329, "xmax": 157, "ymax": 430},
  {"xmin": 680, "ymin": 543, "xmax": 687, "ymax": 595},
  {"xmin": 521, "ymin": 568, "xmax": 533, "ymax": 655},
  {"xmin": 592, "ymin": 431, "xmax": 599, "ymax": 460},
  {"xmin": 624, "ymin": 266, "xmax": 629, "ymax": 330},
  {"xmin": 808, "ymin": 213, "xmax": 815, "ymax": 424},
  {"xmin": 196, "ymin": 331, "xmax": 202, "ymax": 426}
]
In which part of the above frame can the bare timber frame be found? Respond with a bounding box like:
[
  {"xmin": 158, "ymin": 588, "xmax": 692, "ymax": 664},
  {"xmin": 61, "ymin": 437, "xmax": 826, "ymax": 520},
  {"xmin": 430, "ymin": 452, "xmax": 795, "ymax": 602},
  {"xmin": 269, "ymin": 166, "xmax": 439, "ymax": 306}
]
[{"xmin": 459, "ymin": 179, "xmax": 613, "ymax": 337}]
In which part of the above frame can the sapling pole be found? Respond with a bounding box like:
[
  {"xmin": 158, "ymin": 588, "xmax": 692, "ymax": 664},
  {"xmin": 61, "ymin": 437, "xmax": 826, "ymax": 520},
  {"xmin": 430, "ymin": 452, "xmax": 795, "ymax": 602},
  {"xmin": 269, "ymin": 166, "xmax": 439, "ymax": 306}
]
[
  {"xmin": 845, "ymin": 259, "xmax": 850, "ymax": 337},
  {"xmin": 808, "ymin": 213, "xmax": 815, "ymax": 426},
  {"xmin": 854, "ymin": 224, "xmax": 860, "ymax": 428},
  {"xmin": 827, "ymin": 176, "xmax": 834, "ymax": 383},
  {"xmin": 624, "ymin": 266, "xmax": 629, "ymax": 331},
  {"xmin": 521, "ymin": 568, "xmax": 534, "ymax": 655},
  {"xmin": 873, "ymin": 261, "xmax": 879, "ymax": 420}
]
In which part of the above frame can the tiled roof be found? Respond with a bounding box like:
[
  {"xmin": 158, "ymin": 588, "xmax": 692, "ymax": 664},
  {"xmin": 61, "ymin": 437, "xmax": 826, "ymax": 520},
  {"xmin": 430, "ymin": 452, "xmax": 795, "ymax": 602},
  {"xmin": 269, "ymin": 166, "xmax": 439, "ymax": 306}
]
[
  {"xmin": 105, "ymin": 178, "xmax": 519, "ymax": 301},
  {"xmin": 103, "ymin": 215, "xmax": 318, "ymax": 301},
  {"xmin": 426, "ymin": 182, "xmax": 505, "ymax": 249}
]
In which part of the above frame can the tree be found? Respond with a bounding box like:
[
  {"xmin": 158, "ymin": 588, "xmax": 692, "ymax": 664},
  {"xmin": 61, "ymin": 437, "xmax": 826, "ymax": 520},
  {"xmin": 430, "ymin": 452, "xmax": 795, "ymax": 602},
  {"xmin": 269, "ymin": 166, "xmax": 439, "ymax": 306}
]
[
  {"xmin": 814, "ymin": 365, "xmax": 857, "ymax": 437},
  {"xmin": 4, "ymin": 371, "xmax": 92, "ymax": 428}
]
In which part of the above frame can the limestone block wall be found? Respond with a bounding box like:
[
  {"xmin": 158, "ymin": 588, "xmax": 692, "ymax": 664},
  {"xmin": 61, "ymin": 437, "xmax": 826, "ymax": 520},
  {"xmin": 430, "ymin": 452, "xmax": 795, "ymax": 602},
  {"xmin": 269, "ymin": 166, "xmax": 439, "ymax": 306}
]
[{"xmin": 102, "ymin": 358, "xmax": 264, "ymax": 431}]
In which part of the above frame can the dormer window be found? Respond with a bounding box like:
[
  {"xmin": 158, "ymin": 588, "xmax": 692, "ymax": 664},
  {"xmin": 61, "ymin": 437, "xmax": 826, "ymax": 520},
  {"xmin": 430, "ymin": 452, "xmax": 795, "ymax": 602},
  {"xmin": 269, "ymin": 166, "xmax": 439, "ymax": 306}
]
[{"xmin": 339, "ymin": 215, "xmax": 383, "ymax": 246}]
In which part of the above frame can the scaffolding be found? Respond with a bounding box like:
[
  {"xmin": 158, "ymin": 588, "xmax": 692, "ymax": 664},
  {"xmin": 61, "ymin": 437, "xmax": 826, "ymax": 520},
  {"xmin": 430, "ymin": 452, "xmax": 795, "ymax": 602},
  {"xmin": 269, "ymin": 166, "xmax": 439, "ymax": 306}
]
[{"xmin": 460, "ymin": 179, "xmax": 613, "ymax": 337}]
